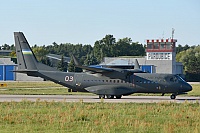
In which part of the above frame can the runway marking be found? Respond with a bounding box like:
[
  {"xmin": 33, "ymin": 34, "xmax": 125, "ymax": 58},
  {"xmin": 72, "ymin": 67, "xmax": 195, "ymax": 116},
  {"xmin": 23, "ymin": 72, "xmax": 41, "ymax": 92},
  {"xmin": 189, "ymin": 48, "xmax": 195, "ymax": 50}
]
[{"xmin": 0, "ymin": 95, "xmax": 199, "ymax": 103}]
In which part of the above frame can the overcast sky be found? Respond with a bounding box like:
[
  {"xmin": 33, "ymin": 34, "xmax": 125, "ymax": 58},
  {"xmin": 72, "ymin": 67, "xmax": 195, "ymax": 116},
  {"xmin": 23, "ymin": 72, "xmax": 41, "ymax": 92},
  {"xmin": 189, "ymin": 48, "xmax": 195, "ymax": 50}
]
[{"xmin": 0, "ymin": 0, "xmax": 199, "ymax": 46}]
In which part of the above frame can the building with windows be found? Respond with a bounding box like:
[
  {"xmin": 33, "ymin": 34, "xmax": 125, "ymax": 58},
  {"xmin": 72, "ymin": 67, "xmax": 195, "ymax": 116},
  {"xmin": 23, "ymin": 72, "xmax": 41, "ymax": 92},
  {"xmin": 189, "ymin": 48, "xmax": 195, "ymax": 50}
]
[{"xmin": 102, "ymin": 39, "xmax": 183, "ymax": 75}]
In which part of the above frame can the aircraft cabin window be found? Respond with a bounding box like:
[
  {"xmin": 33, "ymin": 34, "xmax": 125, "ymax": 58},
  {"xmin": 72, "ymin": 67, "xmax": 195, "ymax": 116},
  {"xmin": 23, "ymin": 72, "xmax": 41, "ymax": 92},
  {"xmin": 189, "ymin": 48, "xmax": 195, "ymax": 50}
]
[{"xmin": 170, "ymin": 77, "xmax": 178, "ymax": 82}]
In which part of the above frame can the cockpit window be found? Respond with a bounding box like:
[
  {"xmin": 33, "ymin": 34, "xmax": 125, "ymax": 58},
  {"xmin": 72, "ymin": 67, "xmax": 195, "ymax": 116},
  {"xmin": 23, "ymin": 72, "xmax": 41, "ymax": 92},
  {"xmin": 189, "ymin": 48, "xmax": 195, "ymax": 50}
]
[
  {"xmin": 175, "ymin": 75, "xmax": 186, "ymax": 82},
  {"xmin": 168, "ymin": 75, "xmax": 186, "ymax": 83}
]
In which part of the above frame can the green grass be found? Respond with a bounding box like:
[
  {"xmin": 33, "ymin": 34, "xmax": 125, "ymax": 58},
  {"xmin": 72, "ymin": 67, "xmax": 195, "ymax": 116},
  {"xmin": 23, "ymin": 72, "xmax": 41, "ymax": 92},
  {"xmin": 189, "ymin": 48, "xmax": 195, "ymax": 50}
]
[
  {"xmin": 0, "ymin": 81, "xmax": 200, "ymax": 96},
  {"xmin": 0, "ymin": 81, "xmax": 92, "ymax": 95},
  {"xmin": 0, "ymin": 101, "xmax": 200, "ymax": 133},
  {"xmin": 188, "ymin": 84, "xmax": 200, "ymax": 96},
  {"xmin": 0, "ymin": 82, "xmax": 199, "ymax": 132}
]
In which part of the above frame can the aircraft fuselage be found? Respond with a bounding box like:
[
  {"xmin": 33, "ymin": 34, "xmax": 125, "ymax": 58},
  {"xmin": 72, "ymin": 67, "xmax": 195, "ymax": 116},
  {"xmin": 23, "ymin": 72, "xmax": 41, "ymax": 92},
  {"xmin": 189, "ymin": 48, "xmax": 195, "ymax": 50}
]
[{"xmin": 37, "ymin": 71, "xmax": 192, "ymax": 97}]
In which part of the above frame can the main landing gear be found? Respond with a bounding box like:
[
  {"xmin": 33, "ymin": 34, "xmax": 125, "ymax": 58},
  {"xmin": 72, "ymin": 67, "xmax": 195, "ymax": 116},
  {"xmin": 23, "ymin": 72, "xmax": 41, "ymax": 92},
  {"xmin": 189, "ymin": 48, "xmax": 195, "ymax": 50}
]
[
  {"xmin": 99, "ymin": 95, "xmax": 122, "ymax": 99},
  {"xmin": 170, "ymin": 94, "xmax": 176, "ymax": 99}
]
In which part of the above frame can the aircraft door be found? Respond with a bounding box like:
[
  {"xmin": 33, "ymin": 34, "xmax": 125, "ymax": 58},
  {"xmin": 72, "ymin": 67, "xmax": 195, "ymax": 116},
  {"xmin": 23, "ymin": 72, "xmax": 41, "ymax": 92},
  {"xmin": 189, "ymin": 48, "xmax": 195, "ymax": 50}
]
[
  {"xmin": 130, "ymin": 74, "xmax": 135, "ymax": 88},
  {"xmin": 74, "ymin": 74, "xmax": 83, "ymax": 89}
]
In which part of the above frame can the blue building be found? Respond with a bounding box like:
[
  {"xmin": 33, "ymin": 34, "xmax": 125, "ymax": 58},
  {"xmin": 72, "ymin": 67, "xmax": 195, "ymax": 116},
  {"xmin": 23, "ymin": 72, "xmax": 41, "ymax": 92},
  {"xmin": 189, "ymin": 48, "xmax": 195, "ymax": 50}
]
[{"xmin": 0, "ymin": 58, "xmax": 16, "ymax": 81}]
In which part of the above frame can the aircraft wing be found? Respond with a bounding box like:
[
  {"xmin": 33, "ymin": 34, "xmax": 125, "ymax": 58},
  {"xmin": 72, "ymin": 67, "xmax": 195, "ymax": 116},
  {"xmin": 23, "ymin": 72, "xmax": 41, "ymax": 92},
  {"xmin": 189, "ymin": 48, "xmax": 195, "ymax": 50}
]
[
  {"xmin": 77, "ymin": 65, "xmax": 114, "ymax": 73},
  {"xmin": 71, "ymin": 54, "xmax": 142, "ymax": 78},
  {"xmin": 71, "ymin": 54, "xmax": 114, "ymax": 73}
]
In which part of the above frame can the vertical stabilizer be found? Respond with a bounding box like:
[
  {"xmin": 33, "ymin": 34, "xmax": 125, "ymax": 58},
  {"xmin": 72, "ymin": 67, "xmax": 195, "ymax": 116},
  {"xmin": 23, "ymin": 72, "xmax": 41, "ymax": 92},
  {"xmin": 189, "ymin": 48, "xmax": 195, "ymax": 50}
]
[
  {"xmin": 14, "ymin": 32, "xmax": 38, "ymax": 70},
  {"xmin": 134, "ymin": 59, "xmax": 140, "ymax": 69},
  {"xmin": 71, "ymin": 54, "xmax": 81, "ymax": 66}
]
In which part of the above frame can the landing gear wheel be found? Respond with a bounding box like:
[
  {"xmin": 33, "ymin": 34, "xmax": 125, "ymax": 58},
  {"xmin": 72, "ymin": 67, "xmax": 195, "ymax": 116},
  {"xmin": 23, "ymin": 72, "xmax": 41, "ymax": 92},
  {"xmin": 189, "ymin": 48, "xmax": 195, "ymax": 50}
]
[
  {"xmin": 170, "ymin": 94, "xmax": 176, "ymax": 99},
  {"xmin": 106, "ymin": 95, "xmax": 114, "ymax": 99},
  {"xmin": 99, "ymin": 95, "xmax": 105, "ymax": 99},
  {"xmin": 115, "ymin": 95, "xmax": 122, "ymax": 99}
]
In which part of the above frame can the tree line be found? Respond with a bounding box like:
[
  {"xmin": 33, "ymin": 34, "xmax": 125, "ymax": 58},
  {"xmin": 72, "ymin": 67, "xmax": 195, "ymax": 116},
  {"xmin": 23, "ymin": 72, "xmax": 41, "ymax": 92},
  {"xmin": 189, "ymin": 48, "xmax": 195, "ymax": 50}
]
[
  {"xmin": 31, "ymin": 34, "xmax": 145, "ymax": 72},
  {"xmin": 176, "ymin": 45, "xmax": 200, "ymax": 81}
]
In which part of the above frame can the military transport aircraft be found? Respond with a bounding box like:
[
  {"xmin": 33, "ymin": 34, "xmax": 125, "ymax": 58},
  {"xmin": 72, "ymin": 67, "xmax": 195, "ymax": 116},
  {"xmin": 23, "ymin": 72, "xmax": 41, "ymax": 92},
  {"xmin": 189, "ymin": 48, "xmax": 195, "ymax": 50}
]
[{"xmin": 14, "ymin": 32, "xmax": 192, "ymax": 99}]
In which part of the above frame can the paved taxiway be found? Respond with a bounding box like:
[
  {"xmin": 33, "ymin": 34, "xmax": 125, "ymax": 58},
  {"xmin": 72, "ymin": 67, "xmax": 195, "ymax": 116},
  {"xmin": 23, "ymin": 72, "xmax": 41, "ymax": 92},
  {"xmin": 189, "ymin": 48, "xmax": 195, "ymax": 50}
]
[{"xmin": 0, "ymin": 95, "xmax": 199, "ymax": 103}]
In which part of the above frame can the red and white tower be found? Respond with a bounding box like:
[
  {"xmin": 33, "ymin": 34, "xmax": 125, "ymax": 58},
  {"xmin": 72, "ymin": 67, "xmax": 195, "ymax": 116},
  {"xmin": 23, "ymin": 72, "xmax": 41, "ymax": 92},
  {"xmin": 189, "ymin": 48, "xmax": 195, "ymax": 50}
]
[
  {"xmin": 146, "ymin": 39, "xmax": 177, "ymax": 74},
  {"xmin": 146, "ymin": 39, "xmax": 177, "ymax": 60}
]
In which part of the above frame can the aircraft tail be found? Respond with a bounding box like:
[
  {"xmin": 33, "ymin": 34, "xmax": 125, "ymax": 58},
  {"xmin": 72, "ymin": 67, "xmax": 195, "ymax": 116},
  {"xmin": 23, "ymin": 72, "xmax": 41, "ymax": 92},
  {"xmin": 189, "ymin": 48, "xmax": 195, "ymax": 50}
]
[
  {"xmin": 134, "ymin": 59, "xmax": 140, "ymax": 69},
  {"xmin": 14, "ymin": 32, "xmax": 57, "ymax": 72}
]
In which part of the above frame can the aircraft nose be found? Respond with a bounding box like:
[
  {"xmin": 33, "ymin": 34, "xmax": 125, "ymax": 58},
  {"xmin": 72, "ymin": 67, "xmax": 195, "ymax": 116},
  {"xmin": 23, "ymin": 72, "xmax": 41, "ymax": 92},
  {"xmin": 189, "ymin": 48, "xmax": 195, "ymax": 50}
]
[{"xmin": 184, "ymin": 82, "xmax": 192, "ymax": 92}]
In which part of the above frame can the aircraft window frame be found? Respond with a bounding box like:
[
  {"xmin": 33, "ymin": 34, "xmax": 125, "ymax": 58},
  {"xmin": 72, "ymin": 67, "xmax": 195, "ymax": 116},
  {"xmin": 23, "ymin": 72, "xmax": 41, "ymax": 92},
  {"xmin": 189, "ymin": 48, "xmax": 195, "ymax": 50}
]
[{"xmin": 175, "ymin": 75, "xmax": 185, "ymax": 82}]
